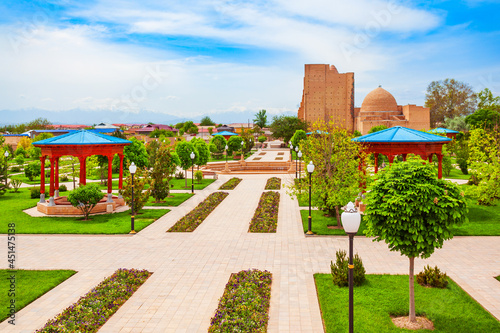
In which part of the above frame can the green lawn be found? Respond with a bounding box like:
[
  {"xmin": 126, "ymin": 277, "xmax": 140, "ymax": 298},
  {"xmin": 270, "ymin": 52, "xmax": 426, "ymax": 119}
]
[
  {"xmin": 0, "ymin": 269, "xmax": 76, "ymax": 322},
  {"xmin": 10, "ymin": 174, "xmax": 46, "ymax": 185},
  {"xmin": 146, "ymin": 193, "xmax": 194, "ymax": 206},
  {"xmin": 0, "ymin": 189, "xmax": 169, "ymax": 234},
  {"xmin": 443, "ymin": 167, "xmax": 470, "ymax": 180},
  {"xmin": 300, "ymin": 210, "xmax": 367, "ymax": 236},
  {"xmin": 315, "ymin": 274, "xmax": 500, "ymax": 332},
  {"xmin": 86, "ymin": 172, "xmax": 120, "ymax": 180},
  {"xmin": 450, "ymin": 196, "xmax": 500, "ymax": 236}
]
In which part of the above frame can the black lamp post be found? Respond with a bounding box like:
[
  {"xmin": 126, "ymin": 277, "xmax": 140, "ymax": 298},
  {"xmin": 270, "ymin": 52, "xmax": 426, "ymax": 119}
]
[
  {"xmin": 4, "ymin": 151, "xmax": 9, "ymax": 187},
  {"xmin": 341, "ymin": 202, "xmax": 361, "ymax": 333},
  {"xmin": 129, "ymin": 162, "xmax": 137, "ymax": 234},
  {"xmin": 190, "ymin": 151, "xmax": 195, "ymax": 194},
  {"xmin": 306, "ymin": 161, "xmax": 314, "ymax": 235},
  {"xmin": 295, "ymin": 146, "xmax": 299, "ymax": 178}
]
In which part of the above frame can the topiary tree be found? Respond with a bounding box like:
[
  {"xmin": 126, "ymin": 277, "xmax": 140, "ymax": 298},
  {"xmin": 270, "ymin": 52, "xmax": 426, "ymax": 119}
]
[
  {"xmin": 227, "ymin": 136, "xmax": 243, "ymax": 156},
  {"xmin": 67, "ymin": 183, "xmax": 104, "ymax": 220},
  {"xmin": 258, "ymin": 135, "xmax": 267, "ymax": 143},
  {"xmin": 364, "ymin": 156, "xmax": 468, "ymax": 323},
  {"xmin": 209, "ymin": 135, "xmax": 227, "ymax": 157},
  {"xmin": 120, "ymin": 166, "xmax": 151, "ymax": 213},
  {"xmin": 175, "ymin": 140, "xmax": 196, "ymax": 188},
  {"xmin": 290, "ymin": 129, "xmax": 307, "ymax": 148},
  {"xmin": 192, "ymin": 138, "xmax": 210, "ymax": 167},
  {"xmin": 124, "ymin": 137, "xmax": 149, "ymax": 168}
]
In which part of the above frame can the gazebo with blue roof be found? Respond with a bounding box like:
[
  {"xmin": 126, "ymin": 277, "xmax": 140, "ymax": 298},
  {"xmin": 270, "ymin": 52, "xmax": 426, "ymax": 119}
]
[
  {"xmin": 429, "ymin": 127, "xmax": 459, "ymax": 139},
  {"xmin": 33, "ymin": 130, "xmax": 131, "ymax": 206},
  {"xmin": 352, "ymin": 126, "xmax": 451, "ymax": 179}
]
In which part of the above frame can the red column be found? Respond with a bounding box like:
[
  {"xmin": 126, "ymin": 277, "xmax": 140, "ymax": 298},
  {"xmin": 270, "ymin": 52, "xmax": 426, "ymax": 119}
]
[
  {"xmin": 388, "ymin": 155, "xmax": 395, "ymax": 164},
  {"xmin": 107, "ymin": 155, "xmax": 113, "ymax": 195},
  {"xmin": 118, "ymin": 154, "xmax": 124, "ymax": 190},
  {"xmin": 402, "ymin": 154, "xmax": 407, "ymax": 161},
  {"xmin": 40, "ymin": 156, "xmax": 46, "ymax": 196},
  {"xmin": 428, "ymin": 154, "xmax": 433, "ymax": 163},
  {"xmin": 55, "ymin": 157, "xmax": 59, "ymax": 195},
  {"xmin": 437, "ymin": 154, "xmax": 443, "ymax": 179},
  {"xmin": 374, "ymin": 153, "xmax": 379, "ymax": 174},
  {"xmin": 49, "ymin": 157, "xmax": 55, "ymax": 197},
  {"xmin": 79, "ymin": 156, "xmax": 86, "ymax": 186}
]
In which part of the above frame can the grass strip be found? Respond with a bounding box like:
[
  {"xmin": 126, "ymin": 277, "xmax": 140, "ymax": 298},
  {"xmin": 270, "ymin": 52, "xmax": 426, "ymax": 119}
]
[
  {"xmin": 36, "ymin": 268, "xmax": 151, "ymax": 333},
  {"xmin": 315, "ymin": 273, "xmax": 500, "ymax": 332},
  {"xmin": 264, "ymin": 177, "xmax": 281, "ymax": 190},
  {"xmin": 168, "ymin": 192, "xmax": 229, "ymax": 232},
  {"xmin": 249, "ymin": 191, "xmax": 280, "ymax": 233},
  {"xmin": 0, "ymin": 188, "xmax": 168, "ymax": 234},
  {"xmin": 218, "ymin": 177, "xmax": 242, "ymax": 190},
  {"xmin": 0, "ymin": 270, "xmax": 76, "ymax": 322},
  {"xmin": 300, "ymin": 210, "xmax": 367, "ymax": 236},
  {"xmin": 209, "ymin": 269, "xmax": 272, "ymax": 333},
  {"xmin": 145, "ymin": 193, "xmax": 194, "ymax": 206}
]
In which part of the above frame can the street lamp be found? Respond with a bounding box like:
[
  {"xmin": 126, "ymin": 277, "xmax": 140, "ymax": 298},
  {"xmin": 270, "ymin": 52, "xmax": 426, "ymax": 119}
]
[
  {"xmin": 341, "ymin": 202, "xmax": 361, "ymax": 333},
  {"xmin": 306, "ymin": 161, "xmax": 314, "ymax": 235},
  {"xmin": 190, "ymin": 151, "xmax": 195, "ymax": 194},
  {"xmin": 295, "ymin": 146, "xmax": 299, "ymax": 178},
  {"xmin": 298, "ymin": 150, "xmax": 302, "ymax": 180},
  {"xmin": 129, "ymin": 162, "xmax": 137, "ymax": 234},
  {"xmin": 4, "ymin": 151, "xmax": 9, "ymax": 187}
]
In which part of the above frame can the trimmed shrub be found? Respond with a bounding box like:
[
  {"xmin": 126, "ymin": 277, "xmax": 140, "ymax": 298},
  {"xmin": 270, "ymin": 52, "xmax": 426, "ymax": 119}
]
[
  {"xmin": 330, "ymin": 250, "xmax": 366, "ymax": 287},
  {"xmin": 10, "ymin": 166, "xmax": 20, "ymax": 172},
  {"xmin": 457, "ymin": 158, "xmax": 468, "ymax": 175},
  {"xmin": 175, "ymin": 171, "xmax": 185, "ymax": 179},
  {"xmin": 59, "ymin": 184, "xmax": 68, "ymax": 192},
  {"xmin": 194, "ymin": 170, "xmax": 203, "ymax": 184},
  {"xmin": 30, "ymin": 187, "xmax": 41, "ymax": 199},
  {"xmin": 416, "ymin": 265, "xmax": 448, "ymax": 288},
  {"xmin": 60, "ymin": 174, "xmax": 69, "ymax": 182}
]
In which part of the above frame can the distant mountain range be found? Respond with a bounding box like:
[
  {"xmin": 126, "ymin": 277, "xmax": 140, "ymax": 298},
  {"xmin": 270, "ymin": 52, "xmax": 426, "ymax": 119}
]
[{"xmin": 0, "ymin": 108, "xmax": 296, "ymax": 126}]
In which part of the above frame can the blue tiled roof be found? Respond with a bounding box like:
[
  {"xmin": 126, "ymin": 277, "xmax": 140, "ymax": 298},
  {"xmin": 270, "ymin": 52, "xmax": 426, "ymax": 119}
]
[
  {"xmin": 33, "ymin": 130, "xmax": 131, "ymax": 145},
  {"xmin": 352, "ymin": 126, "xmax": 452, "ymax": 143},
  {"xmin": 214, "ymin": 131, "xmax": 238, "ymax": 136},
  {"xmin": 429, "ymin": 127, "xmax": 459, "ymax": 134}
]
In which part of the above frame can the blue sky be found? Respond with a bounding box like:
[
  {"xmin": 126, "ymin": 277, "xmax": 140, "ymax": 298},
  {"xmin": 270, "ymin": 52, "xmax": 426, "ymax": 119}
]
[{"xmin": 0, "ymin": 0, "xmax": 499, "ymax": 124}]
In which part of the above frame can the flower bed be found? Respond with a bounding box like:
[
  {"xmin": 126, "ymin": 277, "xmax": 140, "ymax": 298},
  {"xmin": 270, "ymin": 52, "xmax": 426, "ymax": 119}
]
[
  {"xmin": 265, "ymin": 177, "xmax": 281, "ymax": 190},
  {"xmin": 249, "ymin": 191, "xmax": 280, "ymax": 233},
  {"xmin": 209, "ymin": 269, "xmax": 272, "ymax": 333},
  {"xmin": 168, "ymin": 191, "xmax": 229, "ymax": 232},
  {"xmin": 36, "ymin": 268, "xmax": 151, "ymax": 333},
  {"xmin": 219, "ymin": 177, "xmax": 242, "ymax": 190}
]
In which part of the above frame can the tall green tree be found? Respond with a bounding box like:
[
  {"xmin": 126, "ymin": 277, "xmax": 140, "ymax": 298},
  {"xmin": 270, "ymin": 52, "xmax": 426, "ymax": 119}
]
[
  {"xmin": 444, "ymin": 116, "xmax": 470, "ymax": 132},
  {"xmin": 468, "ymin": 128, "xmax": 500, "ymax": 205},
  {"xmin": 124, "ymin": 137, "xmax": 149, "ymax": 168},
  {"xmin": 425, "ymin": 78, "xmax": 477, "ymax": 127},
  {"xmin": 146, "ymin": 140, "xmax": 161, "ymax": 167},
  {"xmin": 175, "ymin": 141, "xmax": 196, "ymax": 188},
  {"xmin": 270, "ymin": 115, "xmax": 308, "ymax": 143},
  {"xmin": 121, "ymin": 166, "xmax": 151, "ymax": 213},
  {"xmin": 477, "ymin": 88, "xmax": 500, "ymax": 111},
  {"xmin": 200, "ymin": 116, "xmax": 215, "ymax": 126},
  {"xmin": 192, "ymin": 138, "xmax": 210, "ymax": 167},
  {"xmin": 368, "ymin": 124, "xmax": 388, "ymax": 134},
  {"xmin": 364, "ymin": 156, "xmax": 467, "ymax": 323},
  {"xmin": 465, "ymin": 109, "xmax": 500, "ymax": 130},
  {"xmin": 298, "ymin": 120, "xmax": 364, "ymax": 225},
  {"xmin": 150, "ymin": 144, "xmax": 177, "ymax": 203},
  {"xmin": 253, "ymin": 109, "xmax": 268, "ymax": 129}
]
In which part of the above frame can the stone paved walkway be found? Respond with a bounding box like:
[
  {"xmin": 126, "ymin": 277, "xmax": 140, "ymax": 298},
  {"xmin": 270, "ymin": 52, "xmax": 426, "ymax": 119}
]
[{"xmin": 1, "ymin": 173, "xmax": 499, "ymax": 332}]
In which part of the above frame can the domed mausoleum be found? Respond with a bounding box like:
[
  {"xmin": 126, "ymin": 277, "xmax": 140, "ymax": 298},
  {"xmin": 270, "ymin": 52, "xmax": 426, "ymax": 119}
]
[{"xmin": 297, "ymin": 64, "xmax": 430, "ymax": 135}]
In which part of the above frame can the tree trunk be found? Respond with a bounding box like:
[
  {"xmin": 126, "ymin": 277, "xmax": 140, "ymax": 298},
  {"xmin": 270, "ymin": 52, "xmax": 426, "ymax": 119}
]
[
  {"xmin": 335, "ymin": 206, "xmax": 341, "ymax": 227},
  {"xmin": 184, "ymin": 169, "xmax": 187, "ymax": 188},
  {"xmin": 409, "ymin": 256, "xmax": 416, "ymax": 322}
]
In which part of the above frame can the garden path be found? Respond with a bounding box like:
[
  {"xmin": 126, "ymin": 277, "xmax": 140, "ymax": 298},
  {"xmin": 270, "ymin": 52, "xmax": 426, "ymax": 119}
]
[{"xmin": 0, "ymin": 173, "xmax": 499, "ymax": 332}]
